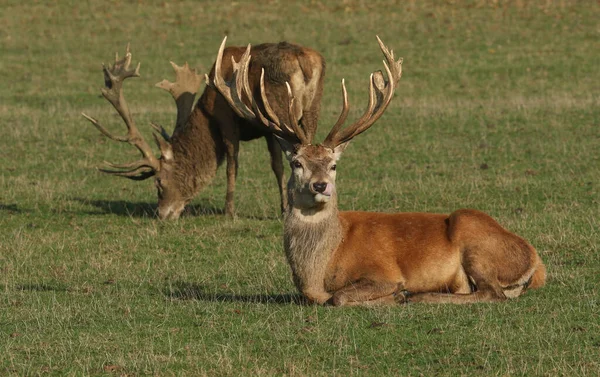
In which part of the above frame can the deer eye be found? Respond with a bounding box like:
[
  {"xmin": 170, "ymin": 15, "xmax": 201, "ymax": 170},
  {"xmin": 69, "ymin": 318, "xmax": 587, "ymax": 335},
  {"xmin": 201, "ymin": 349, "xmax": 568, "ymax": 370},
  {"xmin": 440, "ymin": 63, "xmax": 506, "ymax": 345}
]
[
  {"xmin": 292, "ymin": 161, "xmax": 303, "ymax": 169},
  {"xmin": 331, "ymin": 164, "xmax": 337, "ymax": 171}
]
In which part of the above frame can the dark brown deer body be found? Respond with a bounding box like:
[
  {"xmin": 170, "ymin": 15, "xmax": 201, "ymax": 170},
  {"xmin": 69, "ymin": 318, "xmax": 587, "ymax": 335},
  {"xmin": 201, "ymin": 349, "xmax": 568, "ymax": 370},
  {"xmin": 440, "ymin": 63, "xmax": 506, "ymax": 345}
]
[
  {"xmin": 217, "ymin": 36, "xmax": 546, "ymax": 306},
  {"xmin": 83, "ymin": 39, "xmax": 325, "ymax": 219}
]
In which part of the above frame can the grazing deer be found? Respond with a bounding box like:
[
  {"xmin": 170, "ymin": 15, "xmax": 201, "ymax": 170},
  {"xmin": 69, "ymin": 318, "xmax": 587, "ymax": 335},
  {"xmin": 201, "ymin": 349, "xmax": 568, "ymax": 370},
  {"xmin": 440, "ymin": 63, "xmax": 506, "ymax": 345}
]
[
  {"xmin": 82, "ymin": 37, "xmax": 325, "ymax": 219},
  {"xmin": 212, "ymin": 36, "xmax": 546, "ymax": 306}
]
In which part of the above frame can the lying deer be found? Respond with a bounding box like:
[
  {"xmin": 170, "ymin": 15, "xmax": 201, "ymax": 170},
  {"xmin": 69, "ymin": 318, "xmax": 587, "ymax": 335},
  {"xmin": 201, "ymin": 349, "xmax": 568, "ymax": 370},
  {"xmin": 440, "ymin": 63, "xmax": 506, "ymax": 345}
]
[
  {"xmin": 82, "ymin": 37, "xmax": 325, "ymax": 219},
  {"xmin": 211, "ymin": 36, "xmax": 547, "ymax": 306}
]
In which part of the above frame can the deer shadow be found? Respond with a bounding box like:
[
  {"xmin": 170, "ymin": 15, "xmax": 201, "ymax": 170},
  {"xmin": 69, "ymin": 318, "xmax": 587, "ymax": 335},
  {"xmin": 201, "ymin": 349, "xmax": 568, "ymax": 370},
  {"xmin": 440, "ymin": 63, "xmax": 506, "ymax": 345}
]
[
  {"xmin": 72, "ymin": 198, "xmax": 225, "ymax": 218},
  {"xmin": 163, "ymin": 281, "xmax": 305, "ymax": 305},
  {"xmin": 0, "ymin": 203, "xmax": 27, "ymax": 214},
  {"xmin": 72, "ymin": 197, "xmax": 283, "ymax": 220},
  {"xmin": 16, "ymin": 283, "xmax": 69, "ymax": 292}
]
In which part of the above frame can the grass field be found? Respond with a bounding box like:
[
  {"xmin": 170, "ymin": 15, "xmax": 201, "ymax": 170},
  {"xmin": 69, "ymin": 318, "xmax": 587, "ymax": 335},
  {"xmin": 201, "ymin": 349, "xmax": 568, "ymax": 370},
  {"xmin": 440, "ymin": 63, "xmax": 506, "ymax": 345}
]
[{"xmin": 1, "ymin": 0, "xmax": 599, "ymax": 375}]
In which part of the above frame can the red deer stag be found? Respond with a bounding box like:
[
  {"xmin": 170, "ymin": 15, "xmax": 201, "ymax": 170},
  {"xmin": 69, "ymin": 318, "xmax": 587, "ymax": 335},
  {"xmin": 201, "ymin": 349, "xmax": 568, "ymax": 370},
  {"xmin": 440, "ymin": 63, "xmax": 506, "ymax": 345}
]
[
  {"xmin": 212, "ymin": 36, "xmax": 546, "ymax": 306},
  {"xmin": 82, "ymin": 37, "xmax": 325, "ymax": 219}
]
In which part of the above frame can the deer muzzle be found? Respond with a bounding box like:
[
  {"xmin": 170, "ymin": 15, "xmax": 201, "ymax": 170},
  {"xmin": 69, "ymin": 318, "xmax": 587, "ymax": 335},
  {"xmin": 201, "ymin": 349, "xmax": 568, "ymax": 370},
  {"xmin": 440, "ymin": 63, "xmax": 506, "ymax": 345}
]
[
  {"xmin": 310, "ymin": 182, "xmax": 334, "ymax": 203},
  {"xmin": 158, "ymin": 202, "xmax": 186, "ymax": 220}
]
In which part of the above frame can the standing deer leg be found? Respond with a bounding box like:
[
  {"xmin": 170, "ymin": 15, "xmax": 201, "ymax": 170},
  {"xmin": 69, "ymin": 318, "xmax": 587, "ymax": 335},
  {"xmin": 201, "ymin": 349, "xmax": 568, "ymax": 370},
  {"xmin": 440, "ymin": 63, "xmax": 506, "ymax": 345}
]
[
  {"xmin": 223, "ymin": 136, "xmax": 240, "ymax": 217},
  {"xmin": 330, "ymin": 279, "xmax": 405, "ymax": 306},
  {"xmin": 265, "ymin": 134, "xmax": 287, "ymax": 213}
]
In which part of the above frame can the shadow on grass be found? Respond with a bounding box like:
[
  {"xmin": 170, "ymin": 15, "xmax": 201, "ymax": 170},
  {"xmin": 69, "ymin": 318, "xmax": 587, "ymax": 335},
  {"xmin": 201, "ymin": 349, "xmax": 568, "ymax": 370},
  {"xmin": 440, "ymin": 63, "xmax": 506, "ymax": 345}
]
[
  {"xmin": 0, "ymin": 203, "xmax": 26, "ymax": 214},
  {"xmin": 72, "ymin": 198, "xmax": 225, "ymax": 218},
  {"xmin": 163, "ymin": 281, "xmax": 305, "ymax": 305},
  {"xmin": 16, "ymin": 283, "xmax": 69, "ymax": 292}
]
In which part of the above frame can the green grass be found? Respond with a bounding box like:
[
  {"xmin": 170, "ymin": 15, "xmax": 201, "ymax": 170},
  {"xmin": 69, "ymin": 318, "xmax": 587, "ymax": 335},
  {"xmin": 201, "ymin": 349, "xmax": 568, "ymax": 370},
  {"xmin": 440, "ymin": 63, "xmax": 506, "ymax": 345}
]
[{"xmin": 1, "ymin": 0, "xmax": 599, "ymax": 375}]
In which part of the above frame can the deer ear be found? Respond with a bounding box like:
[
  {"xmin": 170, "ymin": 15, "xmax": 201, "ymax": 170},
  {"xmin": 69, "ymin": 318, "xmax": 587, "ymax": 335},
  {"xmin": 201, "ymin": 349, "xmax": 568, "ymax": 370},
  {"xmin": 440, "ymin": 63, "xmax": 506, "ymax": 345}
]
[
  {"xmin": 275, "ymin": 136, "xmax": 296, "ymax": 161},
  {"xmin": 333, "ymin": 141, "xmax": 350, "ymax": 161}
]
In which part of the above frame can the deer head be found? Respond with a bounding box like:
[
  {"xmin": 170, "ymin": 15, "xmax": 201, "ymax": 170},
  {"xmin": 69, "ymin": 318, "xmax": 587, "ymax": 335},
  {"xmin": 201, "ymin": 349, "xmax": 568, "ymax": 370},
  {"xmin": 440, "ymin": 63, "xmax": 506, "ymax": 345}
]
[
  {"xmin": 82, "ymin": 45, "xmax": 202, "ymax": 219},
  {"xmin": 210, "ymin": 36, "xmax": 402, "ymax": 212}
]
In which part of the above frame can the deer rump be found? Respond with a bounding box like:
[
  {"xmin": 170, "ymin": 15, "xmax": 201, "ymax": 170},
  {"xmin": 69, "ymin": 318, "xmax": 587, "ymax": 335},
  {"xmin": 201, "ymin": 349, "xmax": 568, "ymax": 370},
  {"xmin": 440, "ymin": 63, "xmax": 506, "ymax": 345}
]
[{"xmin": 319, "ymin": 210, "xmax": 546, "ymax": 306}]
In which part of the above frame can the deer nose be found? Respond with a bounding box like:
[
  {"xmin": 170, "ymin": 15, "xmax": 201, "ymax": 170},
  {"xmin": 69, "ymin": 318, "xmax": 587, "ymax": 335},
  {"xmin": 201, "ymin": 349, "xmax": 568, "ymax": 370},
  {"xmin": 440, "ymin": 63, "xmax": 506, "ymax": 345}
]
[{"xmin": 312, "ymin": 182, "xmax": 327, "ymax": 193}]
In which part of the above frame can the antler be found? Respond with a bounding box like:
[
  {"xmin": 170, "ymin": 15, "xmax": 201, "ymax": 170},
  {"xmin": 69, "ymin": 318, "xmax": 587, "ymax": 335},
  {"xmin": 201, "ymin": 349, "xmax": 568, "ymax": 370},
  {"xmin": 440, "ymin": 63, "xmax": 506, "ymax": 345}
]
[
  {"xmin": 82, "ymin": 44, "xmax": 161, "ymax": 180},
  {"xmin": 206, "ymin": 36, "xmax": 310, "ymax": 145},
  {"xmin": 155, "ymin": 61, "xmax": 203, "ymax": 133},
  {"xmin": 322, "ymin": 36, "xmax": 403, "ymax": 149}
]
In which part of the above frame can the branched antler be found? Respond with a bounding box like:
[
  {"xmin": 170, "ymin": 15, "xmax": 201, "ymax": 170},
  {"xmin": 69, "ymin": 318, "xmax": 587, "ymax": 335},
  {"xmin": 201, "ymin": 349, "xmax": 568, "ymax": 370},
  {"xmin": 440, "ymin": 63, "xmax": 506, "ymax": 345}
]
[
  {"xmin": 207, "ymin": 36, "xmax": 310, "ymax": 145},
  {"xmin": 82, "ymin": 44, "xmax": 162, "ymax": 180},
  {"xmin": 322, "ymin": 36, "xmax": 403, "ymax": 148}
]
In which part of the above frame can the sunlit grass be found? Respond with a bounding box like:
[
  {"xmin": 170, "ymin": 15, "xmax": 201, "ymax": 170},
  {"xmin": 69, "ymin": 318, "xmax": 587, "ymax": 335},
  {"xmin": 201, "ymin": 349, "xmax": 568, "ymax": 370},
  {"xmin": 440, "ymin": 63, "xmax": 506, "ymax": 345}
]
[{"xmin": 1, "ymin": 1, "xmax": 599, "ymax": 375}]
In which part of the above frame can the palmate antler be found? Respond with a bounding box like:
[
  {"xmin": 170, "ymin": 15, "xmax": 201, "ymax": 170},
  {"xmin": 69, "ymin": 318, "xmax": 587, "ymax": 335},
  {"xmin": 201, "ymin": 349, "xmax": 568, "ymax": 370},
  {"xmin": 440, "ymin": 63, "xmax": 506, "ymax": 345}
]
[
  {"xmin": 206, "ymin": 36, "xmax": 311, "ymax": 145},
  {"xmin": 155, "ymin": 61, "xmax": 203, "ymax": 133}
]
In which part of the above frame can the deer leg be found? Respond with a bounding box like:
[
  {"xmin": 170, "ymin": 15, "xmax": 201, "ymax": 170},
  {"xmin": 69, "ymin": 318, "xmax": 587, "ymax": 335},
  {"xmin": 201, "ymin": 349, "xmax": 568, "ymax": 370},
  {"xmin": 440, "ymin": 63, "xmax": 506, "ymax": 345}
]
[
  {"xmin": 330, "ymin": 279, "xmax": 404, "ymax": 307},
  {"xmin": 223, "ymin": 137, "xmax": 240, "ymax": 217},
  {"xmin": 265, "ymin": 134, "xmax": 287, "ymax": 213}
]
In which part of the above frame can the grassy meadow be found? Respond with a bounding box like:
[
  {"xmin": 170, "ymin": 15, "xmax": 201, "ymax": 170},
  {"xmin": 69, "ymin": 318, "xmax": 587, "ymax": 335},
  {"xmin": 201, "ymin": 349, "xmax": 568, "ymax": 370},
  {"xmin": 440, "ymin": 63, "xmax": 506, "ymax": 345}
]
[{"xmin": 1, "ymin": 0, "xmax": 599, "ymax": 375}]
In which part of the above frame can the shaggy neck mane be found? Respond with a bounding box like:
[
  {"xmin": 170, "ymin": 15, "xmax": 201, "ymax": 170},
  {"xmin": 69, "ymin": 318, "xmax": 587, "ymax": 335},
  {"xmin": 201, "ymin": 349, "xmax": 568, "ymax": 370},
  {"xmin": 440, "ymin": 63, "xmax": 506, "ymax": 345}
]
[
  {"xmin": 283, "ymin": 194, "xmax": 342, "ymax": 294},
  {"xmin": 170, "ymin": 95, "xmax": 226, "ymax": 196}
]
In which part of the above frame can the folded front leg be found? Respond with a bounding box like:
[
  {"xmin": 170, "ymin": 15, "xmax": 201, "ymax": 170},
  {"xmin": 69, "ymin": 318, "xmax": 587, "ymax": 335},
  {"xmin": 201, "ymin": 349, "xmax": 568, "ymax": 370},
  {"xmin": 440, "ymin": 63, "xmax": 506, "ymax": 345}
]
[{"xmin": 330, "ymin": 279, "xmax": 404, "ymax": 306}]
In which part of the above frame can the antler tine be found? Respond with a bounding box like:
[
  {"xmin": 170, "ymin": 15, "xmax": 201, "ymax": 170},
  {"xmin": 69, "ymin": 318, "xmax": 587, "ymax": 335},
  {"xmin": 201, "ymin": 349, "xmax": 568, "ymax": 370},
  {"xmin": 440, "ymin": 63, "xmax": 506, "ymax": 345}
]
[
  {"xmin": 251, "ymin": 70, "xmax": 286, "ymax": 135},
  {"xmin": 82, "ymin": 113, "xmax": 128, "ymax": 142},
  {"xmin": 208, "ymin": 37, "xmax": 255, "ymax": 120},
  {"xmin": 242, "ymin": 69, "xmax": 303, "ymax": 144},
  {"xmin": 253, "ymin": 70, "xmax": 306, "ymax": 143},
  {"xmin": 82, "ymin": 44, "xmax": 161, "ymax": 179},
  {"xmin": 151, "ymin": 122, "xmax": 171, "ymax": 142},
  {"xmin": 100, "ymin": 159, "xmax": 157, "ymax": 177},
  {"xmin": 284, "ymin": 82, "xmax": 310, "ymax": 144},
  {"xmin": 251, "ymin": 70, "xmax": 308, "ymax": 144},
  {"xmin": 322, "ymin": 79, "xmax": 350, "ymax": 145},
  {"xmin": 258, "ymin": 69, "xmax": 281, "ymax": 126},
  {"xmin": 323, "ymin": 36, "xmax": 403, "ymax": 148},
  {"xmin": 331, "ymin": 72, "xmax": 378, "ymax": 143},
  {"xmin": 98, "ymin": 162, "xmax": 156, "ymax": 181}
]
